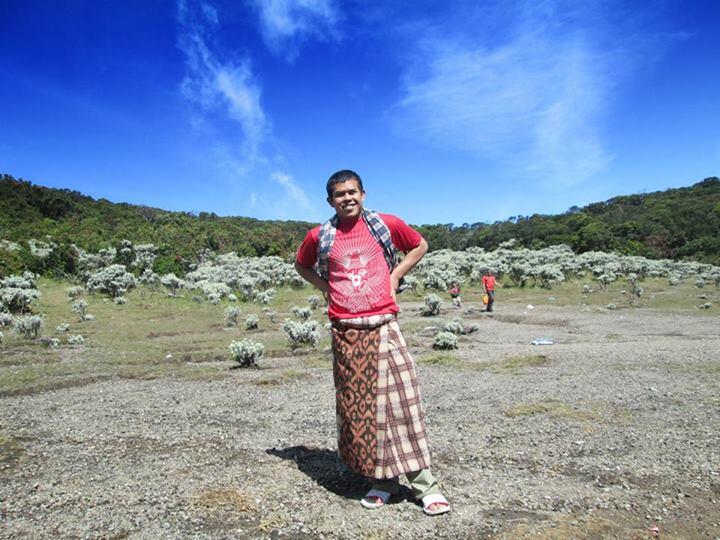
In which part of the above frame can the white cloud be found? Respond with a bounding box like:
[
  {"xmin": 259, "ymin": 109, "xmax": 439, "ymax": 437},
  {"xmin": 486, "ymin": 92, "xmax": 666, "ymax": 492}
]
[
  {"xmin": 271, "ymin": 171, "xmax": 313, "ymax": 211},
  {"xmin": 177, "ymin": 0, "xmax": 269, "ymax": 171},
  {"xmin": 393, "ymin": 3, "xmax": 637, "ymax": 186},
  {"xmin": 249, "ymin": 0, "xmax": 339, "ymax": 60}
]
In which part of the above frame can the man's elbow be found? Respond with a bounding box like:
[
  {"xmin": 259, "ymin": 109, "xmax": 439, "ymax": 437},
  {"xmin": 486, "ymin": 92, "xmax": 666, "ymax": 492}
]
[{"xmin": 417, "ymin": 238, "xmax": 429, "ymax": 257}]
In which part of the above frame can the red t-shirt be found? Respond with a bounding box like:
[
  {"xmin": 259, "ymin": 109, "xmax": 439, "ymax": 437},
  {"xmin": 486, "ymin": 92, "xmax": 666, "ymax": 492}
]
[
  {"xmin": 482, "ymin": 275, "xmax": 496, "ymax": 291},
  {"xmin": 296, "ymin": 213, "xmax": 423, "ymax": 320}
]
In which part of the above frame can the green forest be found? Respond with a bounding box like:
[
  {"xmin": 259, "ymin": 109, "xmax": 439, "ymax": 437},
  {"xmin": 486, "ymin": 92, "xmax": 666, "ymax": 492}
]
[{"xmin": 1, "ymin": 173, "xmax": 719, "ymax": 277}]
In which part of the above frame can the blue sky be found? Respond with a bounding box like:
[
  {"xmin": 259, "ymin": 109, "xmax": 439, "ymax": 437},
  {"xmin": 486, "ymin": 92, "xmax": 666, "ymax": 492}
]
[{"xmin": 1, "ymin": 0, "xmax": 719, "ymax": 225}]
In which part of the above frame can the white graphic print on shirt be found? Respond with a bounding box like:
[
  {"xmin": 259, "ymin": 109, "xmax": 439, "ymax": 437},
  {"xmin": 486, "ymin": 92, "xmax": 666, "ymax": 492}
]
[{"xmin": 329, "ymin": 224, "xmax": 389, "ymax": 313}]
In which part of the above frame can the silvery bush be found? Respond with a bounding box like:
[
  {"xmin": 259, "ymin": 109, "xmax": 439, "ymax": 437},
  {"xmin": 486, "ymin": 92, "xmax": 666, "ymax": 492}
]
[
  {"xmin": 40, "ymin": 337, "xmax": 60, "ymax": 349},
  {"xmin": 0, "ymin": 274, "xmax": 41, "ymax": 314},
  {"xmin": 160, "ymin": 273, "xmax": 185, "ymax": 297},
  {"xmin": 86, "ymin": 264, "xmax": 137, "ymax": 298},
  {"xmin": 307, "ymin": 295, "xmax": 321, "ymax": 309},
  {"xmin": 422, "ymin": 294, "xmax": 442, "ymax": 316},
  {"xmin": 66, "ymin": 286, "xmax": 84, "ymax": 300},
  {"xmin": 14, "ymin": 315, "xmax": 43, "ymax": 339},
  {"xmin": 0, "ymin": 312, "xmax": 13, "ymax": 327},
  {"xmin": 67, "ymin": 334, "xmax": 85, "ymax": 345},
  {"xmin": 292, "ymin": 306, "xmax": 312, "ymax": 320},
  {"xmin": 28, "ymin": 238, "xmax": 56, "ymax": 259},
  {"xmin": 72, "ymin": 300, "xmax": 88, "ymax": 320},
  {"xmin": 225, "ymin": 306, "xmax": 241, "ymax": 326},
  {"xmin": 56, "ymin": 323, "xmax": 70, "ymax": 333},
  {"xmin": 283, "ymin": 319, "xmax": 321, "ymax": 349},
  {"xmin": 229, "ymin": 339, "xmax": 264, "ymax": 367},
  {"xmin": 433, "ymin": 331, "xmax": 458, "ymax": 350},
  {"xmin": 254, "ymin": 288, "xmax": 277, "ymax": 304},
  {"xmin": 245, "ymin": 315, "xmax": 259, "ymax": 330}
]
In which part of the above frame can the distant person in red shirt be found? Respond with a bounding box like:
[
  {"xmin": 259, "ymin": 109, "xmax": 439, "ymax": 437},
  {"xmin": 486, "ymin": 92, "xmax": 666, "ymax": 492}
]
[
  {"xmin": 294, "ymin": 170, "xmax": 451, "ymax": 516},
  {"xmin": 448, "ymin": 282, "xmax": 461, "ymax": 309},
  {"xmin": 482, "ymin": 270, "xmax": 496, "ymax": 312}
]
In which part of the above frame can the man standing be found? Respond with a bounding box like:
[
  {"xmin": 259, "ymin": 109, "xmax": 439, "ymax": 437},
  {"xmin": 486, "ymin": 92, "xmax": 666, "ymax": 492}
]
[
  {"xmin": 294, "ymin": 170, "xmax": 450, "ymax": 516},
  {"xmin": 482, "ymin": 269, "xmax": 496, "ymax": 312}
]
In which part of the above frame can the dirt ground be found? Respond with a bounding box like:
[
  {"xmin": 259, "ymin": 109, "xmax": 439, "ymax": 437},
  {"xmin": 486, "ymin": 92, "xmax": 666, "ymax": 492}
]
[{"xmin": 1, "ymin": 299, "xmax": 719, "ymax": 539}]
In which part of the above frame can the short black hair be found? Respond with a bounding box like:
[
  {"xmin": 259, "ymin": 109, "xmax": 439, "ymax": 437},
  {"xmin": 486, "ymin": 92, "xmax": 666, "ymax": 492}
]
[{"xmin": 326, "ymin": 169, "xmax": 363, "ymax": 197}]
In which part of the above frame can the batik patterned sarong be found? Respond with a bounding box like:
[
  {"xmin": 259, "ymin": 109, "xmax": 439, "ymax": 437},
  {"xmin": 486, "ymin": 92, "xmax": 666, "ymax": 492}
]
[{"xmin": 331, "ymin": 315, "xmax": 431, "ymax": 479}]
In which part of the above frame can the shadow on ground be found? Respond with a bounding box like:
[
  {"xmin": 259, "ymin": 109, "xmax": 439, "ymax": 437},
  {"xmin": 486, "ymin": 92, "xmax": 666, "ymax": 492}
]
[{"xmin": 266, "ymin": 445, "xmax": 414, "ymax": 504}]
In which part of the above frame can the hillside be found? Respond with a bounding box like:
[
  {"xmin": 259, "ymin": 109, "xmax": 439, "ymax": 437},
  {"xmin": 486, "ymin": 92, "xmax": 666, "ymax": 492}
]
[
  {"xmin": 416, "ymin": 177, "xmax": 720, "ymax": 264},
  {"xmin": 1, "ymin": 174, "xmax": 719, "ymax": 273}
]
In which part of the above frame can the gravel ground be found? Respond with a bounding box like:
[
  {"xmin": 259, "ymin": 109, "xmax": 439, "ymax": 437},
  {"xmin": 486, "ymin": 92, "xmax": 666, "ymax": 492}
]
[{"xmin": 1, "ymin": 302, "xmax": 719, "ymax": 539}]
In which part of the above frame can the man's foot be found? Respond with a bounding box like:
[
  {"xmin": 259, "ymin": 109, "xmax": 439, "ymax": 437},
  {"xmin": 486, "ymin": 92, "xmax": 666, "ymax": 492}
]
[
  {"xmin": 421, "ymin": 493, "xmax": 451, "ymax": 516},
  {"xmin": 361, "ymin": 489, "xmax": 392, "ymax": 510}
]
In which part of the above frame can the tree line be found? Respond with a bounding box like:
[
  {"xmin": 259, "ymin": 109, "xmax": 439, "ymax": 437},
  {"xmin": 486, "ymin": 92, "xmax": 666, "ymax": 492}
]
[{"xmin": 1, "ymin": 173, "xmax": 718, "ymax": 278}]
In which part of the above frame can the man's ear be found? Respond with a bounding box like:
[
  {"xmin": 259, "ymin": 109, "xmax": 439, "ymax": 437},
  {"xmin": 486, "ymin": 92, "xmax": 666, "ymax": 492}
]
[{"xmin": 326, "ymin": 196, "xmax": 334, "ymax": 207}]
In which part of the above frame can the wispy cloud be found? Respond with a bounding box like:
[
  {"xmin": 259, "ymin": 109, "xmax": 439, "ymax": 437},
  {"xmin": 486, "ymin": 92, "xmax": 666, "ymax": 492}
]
[
  {"xmin": 177, "ymin": 0, "xmax": 268, "ymax": 171},
  {"xmin": 271, "ymin": 171, "xmax": 313, "ymax": 211},
  {"xmin": 393, "ymin": 1, "xmax": 646, "ymax": 186},
  {"xmin": 248, "ymin": 0, "xmax": 340, "ymax": 60}
]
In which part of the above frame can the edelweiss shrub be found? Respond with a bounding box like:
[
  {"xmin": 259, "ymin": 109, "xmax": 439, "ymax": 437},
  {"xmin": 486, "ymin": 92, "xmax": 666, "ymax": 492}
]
[
  {"xmin": 66, "ymin": 286, "xmax": 84, "ymax": 300},
  {"xmin": 67, "ymin": 334, "xmax": 85, "ymax": 345},
  {"xmin": 264, "ymin": 309, "xmax": 277, "ymax": 323},
  {"xmin": 442, "ymin": 319, "xmax": 479, "ymax": 336},
  {"xmin": 225, "ymin": 307, "xmax": 241, "ymax": 326},
  {"xmin": 422, "ymin": 294, "xmax": 442, "ymax": 316},
  {"xmin": 56, "ymin": 323, "xmax": 70, "ymax": 333},
  {"xmin": 40, "ymin": 337, "xmax": 60, "ymax": 349},
  {"xmin": 442, "ymin": 320, "xmax": 464, "ymax": 335},
  {"xmin": 72, "ymin": 300, "xmax": 88, "ymax": 320},
  {"xmin": 307, "ymin": 295, "xmax": 321, "ymax": 309},
  {"xmin": 695, "ymin": 278, "xmax": 706, "ymax": 289},
  {"xmin": 28, "ymin": 238, "xmax": 56, "ymax": 258},
  {"xmin": 86, "ymin": 264, "xmax": 137, "ymax": 298},
  {"xmin": 0, "ymin": 313, "xmax": 13, "ymax": 327},
  {"xmin": 186, "ymin": 254, "xmax": 302, "ymax": 300},
  {"xmin": 254, "ymin": 288, "xmax": 277, "ymax": 305},
  {"xmin": 132, "ymin": 244, "xmax": 158, "ymax": 270},
  {"xmin": 229, "ymin": 339, "xmax": 264, "ymax": 367},
  {"xmin": 114, "ymin": 296, "xmax": 127, "ymax": 305},
  {"xmin": 245, "ymin": 315, "xmax": 259, "ymax": 330},
  {"xmin": 0, "ymin": 274, "xmax": 40, "ymax": 314},
  {"xmin": 0, "ymin": 240, "xmax": 21, "ymax": 253},
  {"xmin": 160, "ymin": 273, "xmax": 184, "ymax": 297},
  {"xmin": 292, "ymin": 306, "xmax": 312, "ymax": 320},
  {"xmin": 433, "ymin": 331, "xmax": 458, "ymax": 350},
  {"xmin": 283, "ymin": 319, "xmax": 321, "ymax": 349},
  {"xmin": 83, "ymin": 314, "xmax": 95, "ymax": 322},
  {"xmin": 139, "ymin": 269, "xmax": 160, "ymax": 289},
  {"xmin": 0, "ymin": 330, "xmax": 3, "ymax": 344},
  {"xmin": 14, "ymin": 315, "xmax": 43, "ymax": 339}
]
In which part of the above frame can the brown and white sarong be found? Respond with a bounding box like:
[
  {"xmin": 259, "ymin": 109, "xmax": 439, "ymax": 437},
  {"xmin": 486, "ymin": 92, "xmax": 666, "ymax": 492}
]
[{"xmin": 331, "ymin": 314, "xmax": 431, "ymax": 479}]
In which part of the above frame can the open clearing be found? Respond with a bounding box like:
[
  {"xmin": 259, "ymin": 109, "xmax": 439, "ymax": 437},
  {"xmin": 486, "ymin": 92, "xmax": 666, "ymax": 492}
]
[{"xmin": 1, "ymin": 281, "xmax": 719, "ymax": 539}]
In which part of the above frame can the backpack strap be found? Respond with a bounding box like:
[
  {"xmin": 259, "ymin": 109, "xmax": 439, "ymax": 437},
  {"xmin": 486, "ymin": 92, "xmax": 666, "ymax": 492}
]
[{"xmin": 315, "ymin": 209, "xmax": 408, "ymax": 293}]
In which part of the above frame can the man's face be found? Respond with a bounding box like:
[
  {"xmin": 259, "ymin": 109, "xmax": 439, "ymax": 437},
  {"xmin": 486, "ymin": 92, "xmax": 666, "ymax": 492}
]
[{"xmin": 327, "ymin": 179, "xmax": 365, "ymax": 221}]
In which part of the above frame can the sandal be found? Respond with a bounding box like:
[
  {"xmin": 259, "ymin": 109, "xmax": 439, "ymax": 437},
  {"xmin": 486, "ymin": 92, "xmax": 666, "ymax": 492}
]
[
  {"xmin": 361, "ymin": 489, "xmax": 392, "ymax": 510},
  {"xmin": 422, "ymin": 493, "xmax": 451, "ymax": 516}
]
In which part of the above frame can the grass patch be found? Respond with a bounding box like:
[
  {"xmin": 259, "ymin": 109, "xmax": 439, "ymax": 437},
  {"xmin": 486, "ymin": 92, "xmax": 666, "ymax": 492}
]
[
  {"xmin": 0, "ymin": 432, "xmax": 26, "ymax": 467},
  {"xmin": 194, "ymin": 488, "xmax": 257, "ymax": 513},
  {"xmin": 253, "ymin": 369, "xmax": 308, "ymax": 386},
  {"xmin": 257, "ymin": 513, "xmax": 286, "ymax": 532},
  {"xmin": 302, "ymin": 355, "xmax": 332, "ymax": 369},
  {"xmin": 504, "ymin": 399, "xmax": 601, "ymax": 423},
  {"xmin": 418, "ymin": 353, "xmax": 485, "ymax": 371},
  {"xmin": 492, "ymin": 354, "xmax": 549, "ymax": 373}
]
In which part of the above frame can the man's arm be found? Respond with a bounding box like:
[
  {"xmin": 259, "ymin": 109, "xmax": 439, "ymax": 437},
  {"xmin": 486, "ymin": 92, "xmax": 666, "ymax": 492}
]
[
  {"xmin": 294, "ymin": 262, "xmax": 330, "ymax": 294},
  {"xmin": 389, "ymin": 238, "xmax": 428, "ymax": 298}
]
